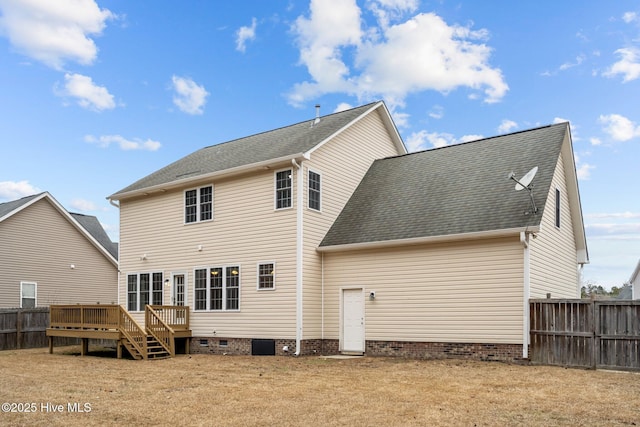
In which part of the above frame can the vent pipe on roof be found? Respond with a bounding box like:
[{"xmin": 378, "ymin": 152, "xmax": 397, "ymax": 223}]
[{"xmin": 314, "ymin": 104, "xmax": 321, "ymax": 125}]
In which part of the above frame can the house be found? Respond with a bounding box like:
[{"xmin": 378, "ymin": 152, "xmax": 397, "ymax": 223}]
[
  {"xmin": 0, "ymin": 192, "xmax": 118, "ymax": 308},
  {"xmin": 107, "ymin": 101, "xmax": 588, "ymax": 361},
  {"xmin": 631, "ymin": 260, "xmax": 640, "ymax": 300}
]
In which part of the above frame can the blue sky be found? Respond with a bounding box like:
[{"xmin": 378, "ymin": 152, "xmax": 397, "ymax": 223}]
[{"xmin": 0, "ymin": 1, "xmax": 639, "ymax": 288}]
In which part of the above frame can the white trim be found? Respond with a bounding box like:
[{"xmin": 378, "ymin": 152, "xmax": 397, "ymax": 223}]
[
  {"xmin": 20, "ymin": 281, "xmax": 37, "ymax": 308},
  {"xmin": 294, "ymin": 159, "xmax": 304, "ymax": 355},
  {"xmin": 274, "ymin": 168, "xmax": 294, "ymax": 210},
  {"xmin": 109, "ymin": 153, "xmax": 309, "ymax": 201},
  {"xmin": 521, "ymin": 232, "xmax": 530, "ymax": 359},
  {"xmin": 317, "ymin": 226, "xmax": 539, "ymax": 253},
  {"xmin": 171, "ymin": 271, "xmax": 188, "ymax": 306},
  {"xmin": 307, "ymin": 168, "xmax": 322, "ymax": 212},
  {"xmin": 183, "ymin": 184, "xmax": 214, "ymax": 224},
  {"xmin": 555, "ymin": 187, "xmax": 561, "ymax": 229},
  {"xmin": 339, "ymin": 287, "xmax": 365, "ymax": 354},
  {"xmin": 256, "ymin": 261, "xmax": 276, "ymax": 291},
  {"xmin": 192, "ymin": 264, "xmax": 241, "ymax": 312}
]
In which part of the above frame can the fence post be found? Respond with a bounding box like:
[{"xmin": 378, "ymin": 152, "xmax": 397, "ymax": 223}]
[
  {"xmin": 16, "ymin": 309, "xmax": 22, "ymax": 350},
  {"xmin": 591, "ymin": 300, "xmax": 597, "ymax": 370}
]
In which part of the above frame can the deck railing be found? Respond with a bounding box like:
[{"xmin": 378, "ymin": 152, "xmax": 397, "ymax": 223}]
[
  {"xmin": 145, "ymin": 305, "xmax": 175, "ymax": 357},
  {"xmin": 148, "ymin": 305, "xmax": 190, "ymax": 331},
  {"xmin": 119, "ymin": 308, "xmax": 147, "ymax": 359},
  {"xmin": 50, "ymin": 305, "xmax": 119, "ymax": 329}
]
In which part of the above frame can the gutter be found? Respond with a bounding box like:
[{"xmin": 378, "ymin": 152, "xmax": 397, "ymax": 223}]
[
  {"xmin": 317, "ymin": 226, "xmax": 540, "ymax": 253},
  {"xmin": 292, "ymin": 158, "xmax": 304, "ymax": 356}
]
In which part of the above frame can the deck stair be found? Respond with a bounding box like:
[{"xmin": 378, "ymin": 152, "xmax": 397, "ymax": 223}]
[{"xmin": 46, "ymin": 304, "xmax": 191, "ymax": 360}]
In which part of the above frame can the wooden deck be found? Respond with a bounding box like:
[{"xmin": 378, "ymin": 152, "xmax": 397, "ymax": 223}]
[{"xmin": 46, "ymin": 305, "xmax": 191, "ymax": 360}]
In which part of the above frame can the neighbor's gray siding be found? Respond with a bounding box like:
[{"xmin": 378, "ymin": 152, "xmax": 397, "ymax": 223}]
[{"xmin": 0, "ymin": 198, "xmax": 117, "ymax": 308}]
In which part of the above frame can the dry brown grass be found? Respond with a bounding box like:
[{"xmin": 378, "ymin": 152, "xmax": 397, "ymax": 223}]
[{"xmin": 0, "ymin": 346, "xmax": 639, "ymax": 426}]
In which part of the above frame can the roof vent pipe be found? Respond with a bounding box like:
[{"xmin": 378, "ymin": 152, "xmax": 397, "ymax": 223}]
[{"xmin": 314, "ymin": 104, "xmax": 321, "ymax": 125}]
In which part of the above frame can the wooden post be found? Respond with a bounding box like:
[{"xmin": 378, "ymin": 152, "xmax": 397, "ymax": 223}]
[
  {"xmin": 16, "ymin": 309, "xmax": 22, "ymax": 350},
  {"xmin": 48, "ymin": 336, "xmax": 53, "ymax": 354},
  {"xmin": 185, "ymin": 338, "xmax": 190, "ymax": 355},
  {"xmin": 117, "ymin": 340, "xmax": 122, "ymax": 359},
  {"xmin": 81, "ymin": 338, "xmax": 88, "ymax": 356}
]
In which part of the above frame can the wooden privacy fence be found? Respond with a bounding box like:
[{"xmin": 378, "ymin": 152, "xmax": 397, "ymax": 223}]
[
  {"xmin": 0, "ymin": 308, "xmax": 60, "ymax": 350},
  {"xmin": 530, "ymin": 299, "xmax": 640, "ymax": 371}
]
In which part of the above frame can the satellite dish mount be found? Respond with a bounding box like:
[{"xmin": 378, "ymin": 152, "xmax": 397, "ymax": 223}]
[{"xmin": 508, "ymin": 166, "xmax": 539, "ymax": 215}]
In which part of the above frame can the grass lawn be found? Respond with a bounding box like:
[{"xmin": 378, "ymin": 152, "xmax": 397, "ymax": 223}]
[{"xmin": 0, "ymin": 346, "xmax": 639, "ymax": 426}]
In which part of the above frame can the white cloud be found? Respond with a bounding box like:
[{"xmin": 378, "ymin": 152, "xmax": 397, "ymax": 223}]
[
  {"xmin": 0, "ymin": 0, "xmax": 114, "ymax": 70},
  {"xmin": 622, "ymin": 11, "xmax": 638, "ymax": 24},
  {"xmin": 85, "ymin": 134, "xmax": 161, "ymax": 151},
  {"xmin": 0, "ymin": 180, "xmax": 41, "ymax": 200},
  {"xmin": 574, "ymin": 153, "xmax": 594, "ymax": 180},
  {"xmin": 589, "ymin": 137, "xmax": 602, "ymax": 146},
  {"xmin": 171, "ymin": 75, "xmax": 209, "ymax": 115},
  {"xmin": 334, "ymin": 102, "xmax": 353, "ymax": 112},
  {"xmin": 428, "ymin": 105, "xmax": 444, "ymax": 119},
  {"xmin": 235, "ymin": 17, "xmax": 257, "ymax": 52},
  {"xmin": 553, "ymin": 117, "xmax": 570, "ymax": 124},
  {"xmin": 559, "ymin": 54, "xmax": 586, "ymax": 71},
  {"xmin": 289, "ymin": 3, "xmax": 507, "ymax": 107},
  {"xmin": 603, "ymin": 48, "xmax": 640, "ymax": 82},
  {"xmin": 587, "ymin": 212, "xmax": 640, "ymax": 220},
  {"xmin": 405, "ymin": 130, "xmax": 481, "ymax": 152},
  {"xmin": 56, "ymin": 73, "xmax": 115, "ymax": 111},
  {"xmin": 598, "ymin": 114, "xmax": 640, "ymax": 141},
  {"xmin": 70, "ymin": 198, "xmax": 98, "ymax": 212},
  {"xmin": 366, "ymin": 0, "xmax": 418, "ymax": 28},
  {"xmin": 497, "ymin": 119, "xmax": 517, "ymax": 134}
]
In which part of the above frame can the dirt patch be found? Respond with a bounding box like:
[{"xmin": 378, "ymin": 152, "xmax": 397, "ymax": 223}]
[{"xmin": 0, "ymin": 346, "xmax": 638, "ymax": 426}]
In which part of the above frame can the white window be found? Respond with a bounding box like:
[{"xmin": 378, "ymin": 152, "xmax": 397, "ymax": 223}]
[
  {"xmin": 257, "ymin": 262, "xmax": 275, "ymax": 290},
  {"xmin": 127, "ymin": 273, "xmax": 163, "ymax": 311},
  {"xmin": 275, "ymin": 169, "xmax": 292, "ymax": 209},
  {"xmin": 308, "ymin": 170, "xmax": 321, "ymax": 211},
  {"xmin": 194, "ymin": 266, "xmax": 240, "ymax": 311},
  {"xmin": 185, "ymin": 185, "xmax": 213, "ymax": 223},
  {"xmin": 20, "ymin": 282, "xmax": 36, "ymax": 308}
]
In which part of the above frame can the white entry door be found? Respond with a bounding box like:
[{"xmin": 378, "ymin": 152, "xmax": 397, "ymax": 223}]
[
  {"xmin": 342, "ymin": 288, "xmax": 365, "ymax": 354},
  {"xmin": 172, "ymin": 274, "xmax": 185, "ymax": 306}
]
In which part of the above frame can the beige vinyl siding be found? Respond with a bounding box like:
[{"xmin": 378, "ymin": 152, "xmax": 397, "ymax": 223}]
[
  {"xmin": 301, "ymin": 109, "xmax": 404, "ymax": 339},
  {"xmin": 529, "ymin": 149, "xmax": 580, "ymax": 298},
  {"xmin": 119, "ymin": 169, "xmax": 298, "ymax": 338},
  {"xmin": 0, "ymin": 199, "xmax": 116, "ymax": 308},
  {"xmin": 322, "ymin": 237, "xmax": 525, "ymax": 344}
]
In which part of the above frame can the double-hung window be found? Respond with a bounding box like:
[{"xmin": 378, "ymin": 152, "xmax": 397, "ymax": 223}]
[
  {"xmin": 185, "ymin": 185, "xmax": 213, "ymax": 223},
  {"xmin": 127, "ymin": 272, "xmax": 164, "ymax": 311},
  {"xmin": 194, "ymin": 266, "xmax": 240, "ymax": 311},
  {"xmin": 308, "ymin": 170, "xmax": 321, "ymax": 211},
  {"xmin": 257, "ymin": 262, "xmax": 275, "ymax": 290},
  {"xmin": 20, "ymin": 282, "xmax": 37, "ymax": 308},
  {"xmin": 275, "ymin": 170, "xmax": 292, "ymax": 209}
]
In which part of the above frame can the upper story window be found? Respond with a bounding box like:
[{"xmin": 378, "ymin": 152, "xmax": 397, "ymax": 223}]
[
  {"xmin": 275, "ymin": 169, "xmax": 292, "ymax": 209},
  {"xmin": 185, "ymin": 185, "xmax": 213, "ymax": 223},
  {"xmin": 127, "ymin": 272, "xmax": 163, "ymax": 311},
  {"xmin": 555, "ymin": 188, "xmax": 561, "ymax": 228},
  {"xmin": 308, "ymin": 170, "xmax": 321, "ymax": 211}
]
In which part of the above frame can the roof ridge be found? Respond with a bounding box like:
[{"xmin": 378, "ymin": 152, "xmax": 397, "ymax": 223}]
[
  {"xmin": 198, "ymin": 101, "xmax": 381, "ymax": 151},
  {"xmin": 379, "ymin": 122, "xmax": 566, "ymax": 161}
]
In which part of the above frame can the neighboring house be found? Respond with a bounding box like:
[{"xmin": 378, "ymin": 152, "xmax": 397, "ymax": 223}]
[
  {"xmin": 631, "ymin": 260, "xmax": 640, "ymax": 300},
  {"xmin": 0, "ymin": 192, "xmax": 118, "ymax": 308},
  {"xmin": 108, "ymin": 101, "xmax": 588, "ymax": 361}
]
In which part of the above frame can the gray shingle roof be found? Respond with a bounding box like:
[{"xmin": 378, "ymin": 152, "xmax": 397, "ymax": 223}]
[
  {"xmin": 320, "ymin": 123, "xmax": 569, "ymax": 247},
  {"xmin": 0, "ymin": 193, "xmax": 42, "ymax": 219},
  {"xmin": 70, "ymin": 213, "xmax": 118, "ymax": 259},
  {"xmin": 109, "ymin": 102, "xmax": 382, "ymax": 199}
]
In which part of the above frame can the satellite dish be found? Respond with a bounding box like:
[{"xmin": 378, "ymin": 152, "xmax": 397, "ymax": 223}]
[
  {"xmin": 514, "ymin": 166, "xmax": 538, "ymax": 191},
  {"xmin": 508, "ymin": 166, "xmax": 539, "ymax": 215}
]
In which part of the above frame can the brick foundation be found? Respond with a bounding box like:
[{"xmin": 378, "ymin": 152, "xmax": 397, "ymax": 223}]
[{"xmin": 189, "ymin": 337, "xmax": 523, "ymax": 362}]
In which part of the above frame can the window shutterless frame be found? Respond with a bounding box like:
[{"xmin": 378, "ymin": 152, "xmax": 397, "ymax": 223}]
[
  {"xmin": 308, "ymin": 169, "xmax": 322, "ymax": 212},
  {"xmin": 126, "ymin": 272, "xmax": 164, "ymax": 311},
  {"xmin": 274, "ymin": 169, "xmax": 293, "ymax": 210},
  {"xmin": 257, "ymin": 262, "xmax": 276, "ymax": 290},
  {"xmin": 555, "ymin": 188, "xmax": 561, "ymax": 228},
  {"xmin": 193, "ymin": 265, "xmax": 241, "ymax": 311},
  {"xmin": 20, "ymin": 282, "xmax": 37, "ymax": 308},
  {"xmin": 184, "ymin": 185, "xmax": 214, "ymax": 224}
]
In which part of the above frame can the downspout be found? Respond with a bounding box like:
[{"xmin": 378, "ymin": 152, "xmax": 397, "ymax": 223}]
[
  {"xmin": 292, "ymin": 158, "xmax": 304, "ymax": 356},
  {"xmin": 520, "ymin": 231, "xmax": 530, "ymax": 359},
  {"xmin": 321, "ymin": 252, "xmax": 324, "ymax": 341}
]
